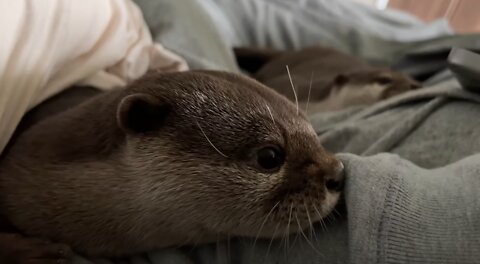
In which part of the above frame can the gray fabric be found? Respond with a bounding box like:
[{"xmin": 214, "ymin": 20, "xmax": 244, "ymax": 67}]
[
  {"xmin": 342, "ymin": 152, "xmax": 480, "ymax": 264},
  {"xmin": 134, "ymin": 0, "xmax": 239, "ymax": 72},
  {"xmin": 201, "ymin": 0, "xmax": 453, "ymax": 65},
  {"xmin": 136, "ymin": 0, "xmax": 480, "ymax": 68},
  {"xmin": 314, "ymin": 77, "xmax": 480, "ymax": 165},
  {"xmin": 73, "ymin": 0, "xmax": 480, "ymax": 263},
  {"xmin": 317, "ymin": 77, "xmax": 480, "ymax": 264},
  {"xmin": 134, "ymin": 0, "xmax": 457, "ymax": 69}
]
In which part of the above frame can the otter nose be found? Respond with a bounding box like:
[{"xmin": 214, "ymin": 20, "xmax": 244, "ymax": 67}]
[{"xmin": 325, "ymin": 161, "xmax": 345, "ymax": 192}]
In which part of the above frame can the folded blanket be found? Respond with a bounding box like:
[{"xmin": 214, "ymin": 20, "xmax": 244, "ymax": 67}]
[{"xmin": 0, "ymin": 0, "xmax": 187, "ymax": 154}]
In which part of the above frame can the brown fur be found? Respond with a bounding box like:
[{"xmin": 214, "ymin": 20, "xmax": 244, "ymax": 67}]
[
  {"xmin": 234, "ymin": 45, "xmax": 420, "ymax": 111},
  {"xmin": 0, "ymin": 71, "xmax": 343, "ymax": 258}
]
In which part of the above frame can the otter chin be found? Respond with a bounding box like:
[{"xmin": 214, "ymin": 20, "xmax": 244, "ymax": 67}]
[{"xmin": 0, "ymin": 70, "xmax": 344, "ymax": 257}]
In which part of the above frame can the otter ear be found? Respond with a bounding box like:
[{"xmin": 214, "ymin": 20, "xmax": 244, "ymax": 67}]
[
  {"xmin": 333, "ymin": 74, "xmax": 349, "ymax": 86},
  {"xmin": 116, "ymin": 93, "xmax": 171, "ymax": 134}
]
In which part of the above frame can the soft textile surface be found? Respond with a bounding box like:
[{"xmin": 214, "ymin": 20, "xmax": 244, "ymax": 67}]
[
  {"xmin": 136, "ymin": 0, "xmax": 454, "ymax": 69},
  {"xmin": 0, "ymin": 0, "xmax": 187, "ymax": 154},
  {"xmin": 134, "ymin": 0, "xmax": 239, "ymax": 72},
  {"xmin": 68, "ymin": 0, "xmax": 480, "ymax": 263}
]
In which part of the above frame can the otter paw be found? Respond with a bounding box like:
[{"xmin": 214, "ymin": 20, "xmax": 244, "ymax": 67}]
[{"xmin": 0, "ymin": 233, "xmax": 72, "ymax": 264}]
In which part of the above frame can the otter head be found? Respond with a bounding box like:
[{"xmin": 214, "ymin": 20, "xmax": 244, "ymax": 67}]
[
  {"xmin": 116, "ymin": 71, "xmax": 344, "ymax": 245},
  {"xmin": 329, "ymin": 69, "xmax": 421, "ymax": 107}
]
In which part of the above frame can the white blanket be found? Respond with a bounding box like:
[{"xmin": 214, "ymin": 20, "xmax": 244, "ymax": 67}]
[{"xmin": 0, "ymin": 0, "xmax": 188, "ymax": 153}]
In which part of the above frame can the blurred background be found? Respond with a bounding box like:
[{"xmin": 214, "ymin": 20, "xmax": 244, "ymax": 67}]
[{"xmin": 354, "ymin": 0, "xmax": 480, "ymax": 33}]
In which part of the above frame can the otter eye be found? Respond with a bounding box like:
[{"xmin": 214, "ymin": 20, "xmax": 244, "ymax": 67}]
[{"xmin": 255, "ymin": 146, "xmax": 285, "ymax": 172}]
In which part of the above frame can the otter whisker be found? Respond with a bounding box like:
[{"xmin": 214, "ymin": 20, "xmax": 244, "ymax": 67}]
[
  {"xmin": 196, "ymin": 120, "xmax": 228, "ymax": 158},
  {"xmin": 295, "ymin": 213, "xmax": 324, "ymax": 257},
  {"xmin": 265, "ymin": 104, "xmax": 275, "ymax": 125},
  {"xmin": 306, "ymin": 71, "xmax": 313, "ymax": 114},
  {"xmin": 325, "ymin": 208, "xmax": 342, "ymax": 229},
  {"xmin": 322, "ymin": 218, "xmax": 329, "ymax": 232},
  {"xmin": 285, "ymin": 203, "xmax": 294, "ymax": 252},
  {"xmin": 252, "ymin": 201, "xmax": 280, "ymax": 252},
  {"xmin": 310, "ymin": 200, "xmax": 323, "ymax": 242},
  {"xmin": 304, "ymin": 200, "xmax": 317, "ymax": 242},
  {"xmin": 326, "ymin": 213, "xmax": 336, "ymax": 225},
  {"xmin": 274, "ymin": 214, "xmax": 289, "ymax": 261},
  {"xmin": 312, "ymin": 203, "xmax": 322, "ymax": 221},
  {"xmin": 290, "ymin": 229, "xmax": 300, "ymax": 251},
  {"xmin": 288, "ymin": 204, "xmax": 302, "ymax": 253},
  {"xmin": 313, "ymin": 204, "xmax": 327, "ymax": 232},
  {"xmin": 263, "ymin": 222, "xmax": 280, "ymax": 264},
  {"xmin": 286, "ymin": 65, "xmax": 299, "ymax": 115},
  {"xmin": 333, "ymin": 208, "xmax": 341, "ymax": 218},
  {"xmin": 328, "ymin": 213, "xmax": 336, "ymax": 222},
  {"xmin": 276, "ymin": 228, "xmax": 288, "ymax": 261}
]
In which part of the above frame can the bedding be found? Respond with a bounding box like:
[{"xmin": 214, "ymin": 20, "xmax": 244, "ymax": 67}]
[
  {"xmin": 3, "ymin": 0, "xmax": 480, "ymax": 263},
  {"xmin": 0, "ymin": 0, "xmax": 187, "ymax": 155}
]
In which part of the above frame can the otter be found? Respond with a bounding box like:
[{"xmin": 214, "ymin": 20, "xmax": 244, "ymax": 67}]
[
  {"xmin": 234, "ymin": 45, "xmax": 421, "ymax": 111},
  {"xmin": 0, "ymin": 71, "xmax": 344, "ymax": 260},
  {"xmin": 301, "ymin": 68, "xmax": 421, "ymax": 112}
]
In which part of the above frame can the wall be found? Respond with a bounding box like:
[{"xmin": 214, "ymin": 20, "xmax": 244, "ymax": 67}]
[{"xmin": 388, "ymin": 0, "xmax": 480, "ymax": 33}]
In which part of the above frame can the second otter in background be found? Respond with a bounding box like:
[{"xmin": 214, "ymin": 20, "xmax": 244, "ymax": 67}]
[{"xmin": 234, "ymin": 45, "xmax": 420, "ymax": 112}]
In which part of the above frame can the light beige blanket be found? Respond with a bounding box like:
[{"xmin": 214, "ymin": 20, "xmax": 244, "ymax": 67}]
[{"xmin": 0, "ymin": 0, "xmax": 187, "ymax": 153}]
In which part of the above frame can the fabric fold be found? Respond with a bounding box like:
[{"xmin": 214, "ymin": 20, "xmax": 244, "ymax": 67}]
[{"xmin": 0, "ymin": 0, "xmax": 188, "ymax": 154}]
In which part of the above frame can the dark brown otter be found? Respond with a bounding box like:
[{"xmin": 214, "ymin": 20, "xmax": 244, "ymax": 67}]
[
  {"xmin": 234, "ymin": 45, "xmax": 420, "ymax": 112},
  {"xmin": 0, "ymin": 70, "xmax": 344, "ymax": 259}
]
